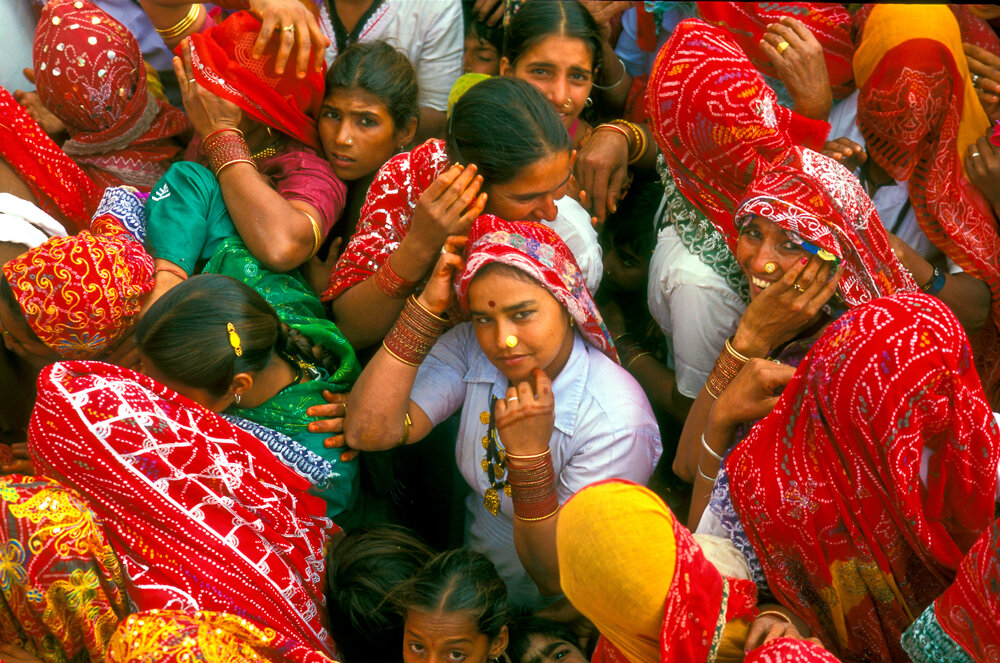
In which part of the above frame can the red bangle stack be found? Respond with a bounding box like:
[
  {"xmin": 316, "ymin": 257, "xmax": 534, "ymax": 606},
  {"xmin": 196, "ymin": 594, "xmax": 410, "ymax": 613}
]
[
  {"xmin": 705, "ymin": 337, "xmax": 749, "ymax": 399},
  {"xmin": 506, "ymin": 450, "xmax": 559, "ymax": 522},
  {"xmin": 203, "ymin": 128, "xmax": 254, "ymax": 177},
  {"xmin": 382, "ymin": 295, "xmax": 449, "ymax": 366},
  {"xmin": 374, "ymin": 257, "xmax": 419, "ymax": 299}
]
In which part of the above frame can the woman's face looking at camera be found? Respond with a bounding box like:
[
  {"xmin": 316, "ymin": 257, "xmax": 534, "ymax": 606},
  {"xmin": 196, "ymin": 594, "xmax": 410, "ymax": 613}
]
[
  {"xmin": 501, "ymin": 34, "xmax": 594, "ymax": 130},
  {"xmin": 735, "ymin": 215, "xmax": 809, "ymax": 300}
]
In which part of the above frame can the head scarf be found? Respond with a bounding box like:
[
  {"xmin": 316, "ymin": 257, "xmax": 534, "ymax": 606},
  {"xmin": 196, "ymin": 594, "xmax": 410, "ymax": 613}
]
[
  {"xmin": 109, "ymin": 609, "xmax": 332, "ymax": 662},
  {"xmin": 188, "ymin": 11, "xmax": 324, "ymax": 149},
  {"xmin": 455, "ymin": 215, "xmax": 617, "ymax": 361},
  {"xmin": 558, "ymin": 480, "xmax": 758, "ymax": 663},
  {"xmin": 33, "ymin": 0, "xmax": 189, "ymax": 191},
  {"xmin": 696, "ymin": 2, "xmax": 856, "ymax": 99},
  {"xmin": 854, "ymin": 5, "xmax": 1000, "ymax": 397},
  {"xmin": 725, "ymin": 292, "xmax": 1000, "ymax": 661},
  {"xmin": 1, "ymin": 216, "xmax": 154, "ymax": 359},
  {"xmin": 736, "ymin": 148, "xmax": 918, "ymax": 307},
  {"xmin": 447, "ymin": 73, "xmax": 491, "ymax": 119},
  {"xmin": 29, "ymin": 360, "xmax": 336, "ymax": 655},
  {"xmin": 743, "ymin": 638, "xmax": 843, "ymax": 662},
  {"xmin": 646, "ymin": 19, "xmax": 830, "ymax": 250}
]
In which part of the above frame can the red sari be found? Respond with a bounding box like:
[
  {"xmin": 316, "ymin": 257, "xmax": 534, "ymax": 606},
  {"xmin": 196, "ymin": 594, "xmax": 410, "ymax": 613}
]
[
  {"xmin": 725, "ymin": 292, "xmax": 1000, "ymax": 662},
  {"xmin": 28, "ymin": 361, "xmax": 337, "ymax": 655},
  {"xmin": 645, "ymin": 19, "xmax": 830, "ymax": 252}
]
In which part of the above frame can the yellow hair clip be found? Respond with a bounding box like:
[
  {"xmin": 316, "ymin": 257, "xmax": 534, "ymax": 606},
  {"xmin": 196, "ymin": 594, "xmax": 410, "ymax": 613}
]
[{"xmin": 227, "ymin": 322, "xmax": 243, "ymax": 357}]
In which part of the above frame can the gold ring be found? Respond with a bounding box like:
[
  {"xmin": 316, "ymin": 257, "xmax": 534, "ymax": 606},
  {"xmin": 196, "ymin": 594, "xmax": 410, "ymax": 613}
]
[
  {"xmin": 281, "ymin": 24, "xmax": 295, "ymax": 32},
  {"xmin": 971, "ymin": 152, "xmax": 982, "ymax": 158},
  {"xmin": 792, "ymin": 283, "xmax": 804, "ymax": 292},
  {"xmin": 776, "ymin": 41, "xmax": 790, "ymax": 54}
]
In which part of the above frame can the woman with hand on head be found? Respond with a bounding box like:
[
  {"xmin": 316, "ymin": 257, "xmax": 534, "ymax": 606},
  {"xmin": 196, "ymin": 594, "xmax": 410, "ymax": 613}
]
[
  {"xmin": 324, "ymin": 77, "xmax": 603, "ymax": 350},
  {"xmin": 339, "ymin": 215, "xmax": 660, "ymax": 609}
]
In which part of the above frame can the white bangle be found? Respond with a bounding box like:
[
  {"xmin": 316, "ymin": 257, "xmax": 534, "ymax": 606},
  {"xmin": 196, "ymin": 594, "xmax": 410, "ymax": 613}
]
[
  {"xmin": 593, "ymin": 55, "xmax": 627, "ymax": 90},
  {"xmin": 701, "ymin": 433, "xmax": 724, "ymax": 463}
]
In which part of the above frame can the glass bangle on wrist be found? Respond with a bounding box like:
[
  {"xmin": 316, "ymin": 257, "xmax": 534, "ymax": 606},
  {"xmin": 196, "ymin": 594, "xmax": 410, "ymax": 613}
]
[{"xmin": 920, "ymin": 265, "xmax": 946, "ymax": 295}]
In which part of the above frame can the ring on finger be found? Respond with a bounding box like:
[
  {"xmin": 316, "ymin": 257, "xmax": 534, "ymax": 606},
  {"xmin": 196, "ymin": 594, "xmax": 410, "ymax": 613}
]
[
  {"xmin": 792, "ymin": 283, "xmax": 805, "ymax": 293},
  {"xmin": 281, "ymin": 24, "xmax": 295, "ymax": 32},
  {"xmin": 972, "ymin": 152, "xmax": 982, "ymax": 158},
  {"xmin": 188, "ymin": 78, "xmax": 196, "ymax": 84},
  {"xmin": 507, "ymin": 396, "xmax": 519, "ymax": 403},
  {"xmin": 776, "ymin": 41, "xmax": 790, "ymax": 54},
  {"xmin": 972, "ymin": 73, "xmax": 980, "ymax": 86}
]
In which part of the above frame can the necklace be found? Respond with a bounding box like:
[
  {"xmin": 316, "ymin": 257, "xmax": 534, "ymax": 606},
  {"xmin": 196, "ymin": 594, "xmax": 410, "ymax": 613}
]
[
  {"xmin": 479, "ymin": 394, "xmax": 510, "ymax": 516},
  {"xmin": 251, "ymin": 140, "xmax": 283, "ymax": 161}
]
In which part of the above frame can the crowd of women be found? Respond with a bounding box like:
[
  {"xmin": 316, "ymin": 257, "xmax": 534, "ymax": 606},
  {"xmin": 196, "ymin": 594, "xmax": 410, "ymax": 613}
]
[{"xmin": 0, "ymin": 0, "xmax": 997, "ymax": 661}]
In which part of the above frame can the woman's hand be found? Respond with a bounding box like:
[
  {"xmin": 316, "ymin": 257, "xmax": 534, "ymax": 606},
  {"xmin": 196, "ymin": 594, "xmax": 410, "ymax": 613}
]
[
  {"xmin": 732, "ymin": 256, "xmax": 840, "ymax": 358},
  {"xmin": 249, "ymin": 0, "xmax": 329, "ymax": 77},
  {"xmin": 13, "ymin": 68, "xmax": 66, "ymax": 138},
  {"xmin": 415, "ymin": 235, "xmax": 467, "ymax": 315},
  {"xmin": 760, "ymin": 17, "xmax": 833, "ymax": 121},
  {"xmin": 966, "ymin": 135, "xmax": 1000, "ymax": 211},
  {"xmin": 821, "ymin": 137, "xmax": 867, "ymax": 173},
  {"xmin": 575, "ymin": 130, "xmax": 630, "ymax": 226},
  {"xmin": 0, "ymin": 443, "xmax": 34, "ymax": 476},
  {"xmin": 707, "ymin": 358, "xmax": 795, "ymax": 434},
  {"xmin": 407, "ymin": 164, "xmax": 486, "ymax": 256},
  {"xmin": 173, "ymin": 39, "xmax": 243, "ymax": 137},
  {"xmin": 307, "ymin": 390, "xmax": 358, "ymax": 461},
  {"xmin": 495, "ymin": 368, "xmax": 555, "ymax": 456},
  {"xmin": 964, "ymin": 42, "xmax": 1000, "ymax": 123},
  {"xmin": 471, "ymin": 0, "xmax": 504, "ymax": 26}
]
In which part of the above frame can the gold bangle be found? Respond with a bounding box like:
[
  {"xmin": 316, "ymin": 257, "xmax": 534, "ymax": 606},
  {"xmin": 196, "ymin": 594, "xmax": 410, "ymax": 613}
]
[
  {"xmin": 301, "ymin": 210, "xmax": 323, "ymax": 260},
  {"xmin": 725, "ymin": 337, "xmax": 750, "ymax": 362},
  {"xmin": 155, "ymin": 3, "xmax": 203, "ymax": 39},
  {"xmin": 505, "ymin": 449, "xmax": 551, "ymax": 461},
  {"xmin": 395, "ymin": 412, "xmax": 412, "ymax": 447},
  {"xmin": 757, "ymin": 610, "xmax": 792, "ymax": 624},
  {"xmin": 214, "ymin": 158, "xmax": 255, "ymax": 177},
  {"xmin": 381, "ymin": 342, "xmax": 421, "ymax": 367},
  {"xmin": 514, "ymin": 506, "xmax": 560, "ymax": 522}
]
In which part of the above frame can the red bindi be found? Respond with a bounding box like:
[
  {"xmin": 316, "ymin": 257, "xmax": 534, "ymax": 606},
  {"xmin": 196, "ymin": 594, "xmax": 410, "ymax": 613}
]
[{"xmin": 488, "ymin": 300, "xmax": 496, "ymax": 308}]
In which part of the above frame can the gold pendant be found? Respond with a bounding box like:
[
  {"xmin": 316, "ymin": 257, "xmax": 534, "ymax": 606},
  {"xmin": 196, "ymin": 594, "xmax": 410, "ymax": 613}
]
[
  {"xmin": 479, "ymin": 411, "xmax": 490, "ymax": 425},
  {"xmin": 497, "ymin": 448, "xmax": 506, "ymax": 462},
  {"xmin": 483, "ymin": 487, "xmax": 500, "ymax": 516},
  {"xmin": 481, "ymin": 458, "xmax": 490, "ymax": 472},
  {"xmin": 481, "ymin": 436, "xmax": 490, "ymax": 450},
  {"xmin": 503, "ymin": 483, "xmax": 512, "ymax": 496},
  {"xmin": 495, "ymin": 466, "xmax": 506, "ymax": 480}
]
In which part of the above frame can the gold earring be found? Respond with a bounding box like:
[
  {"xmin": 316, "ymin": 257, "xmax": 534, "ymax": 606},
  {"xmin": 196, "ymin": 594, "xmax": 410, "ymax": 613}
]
[
  {"xmin": 764, "ymin": 262, "xmax": 777, "ymax": 274},
  {"xmin": 505, "ymin": 335, "xmax": 518, "ymax": 348}
]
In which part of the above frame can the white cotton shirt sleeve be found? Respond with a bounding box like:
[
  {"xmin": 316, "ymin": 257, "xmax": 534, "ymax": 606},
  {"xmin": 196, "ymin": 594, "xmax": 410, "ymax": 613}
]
[{"xmin": 550, "ymin": 196, "xmax": 603, "ymax": 294}]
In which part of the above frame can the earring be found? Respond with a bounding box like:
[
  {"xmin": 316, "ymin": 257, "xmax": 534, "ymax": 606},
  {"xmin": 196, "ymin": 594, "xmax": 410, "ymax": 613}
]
[
  {"xmin": 764, "ymin": 262, "xmax": 777, "ymax": 274},
  {"xmin": 584, "ymin": 97, "xmax": 593, "ymax": 108},
  {"xmin": 234, "ymin": 393, "xmax": 241, "ymax": 406}
]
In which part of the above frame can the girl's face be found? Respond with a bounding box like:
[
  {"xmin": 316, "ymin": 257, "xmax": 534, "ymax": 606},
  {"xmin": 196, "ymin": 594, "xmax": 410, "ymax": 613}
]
[
  {"xmin": 468, "ymin": 269, "xmax": 575, "ymax": 383},
  {"xmin": 319, "ymin": 87, "xmax": 414, "ymax": 182},
  {"xmin": 501, "ymin": 35, "xmax": 595, "ymax": 129},
  {"xmin": 521, "ymin": 633, "xmax": 588, "ymax": 663},
  {"xmin": 482, "ymin": 149, "xmax": 574, "ymax": 223},
  {"xmin": 403, "ymin": 609, "xmax": 507, "ymax": 663},
  {"xmin": 735, "ymin": 215, "xmax": 809, "ymax": 300},
  {"xmin": 464, "ymin": 31, "xmax": 500, "ymax": 75},
  {"xmin": 600, "ymin": 240, "xmax": 649, "ymax": 293}
]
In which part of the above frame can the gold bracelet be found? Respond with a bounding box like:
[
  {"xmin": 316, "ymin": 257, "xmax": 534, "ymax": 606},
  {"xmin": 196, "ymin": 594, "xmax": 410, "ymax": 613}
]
[
  {"xmin": 505, "ymin": 449, "xmax": 551, "ymax": 462},
  {"xmin": 395, "ymin": 412, "xmax": 412, "ymax": 447},
  {"xmin": 756, "ymin": 610, "xmax": 792, "ymax": 624},
  {"xmin": 214, "ymin": 158, "xmax": 255, "ymax": 177},
  {"xmin": 514, "ymin": 505, "xmax": 560, "ymax": 522},
  {"xmin": 155, "ymin": 3, "xmax": 203, "ymax": 39},
  {"xmin": 301, "ymin": 210, "xmax": 323, "ymax": 260}
]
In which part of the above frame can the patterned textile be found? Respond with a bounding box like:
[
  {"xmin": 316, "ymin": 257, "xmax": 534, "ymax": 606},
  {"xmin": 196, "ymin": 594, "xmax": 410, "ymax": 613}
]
[
  {"xmin": 854, "ymin": 3, "xmax": 1000, "ymax": 405},
  {"xmin": 558, "ymin": 480, "xmax": 757, "ymax": 663},
  {"xmin": 656, "ymin": 154, "xmax": 749, "ymax": 303},
  {"xmin": 189, "ymin": 11, "xmax": 324, "ymax": 150},
  {"xmin": 736, "ymin": 148, "xmax": 918, "ymax": 307},
  {"xmin": 108, "ymin": 609, "xmax": 333, "ymax": 662},
  {"xmin": 323, "ymin": 138, "xmax": 450, "ymax": 302},
  {"xmin": 1, "ymin": 216, "xmax": 154, "ymax": 359},
  {"xmin": 455, "ymin": 215, "xmax": 617, "ymax": 361},
  {"xmin": 901, "ymin": 604, "xmax": 976, "ymax": 663},
  {"xmin": 725, "ymin": 292, "xmax": 1000, "ymax": 662},
  {"xmin": 931, "ymin": 515, "xmax": 1000, "ymax": 661},
  {"xmin": 646, "ymin": 19, "xmax": 830, "ymax": 251},
  {"xmin": 0, "ymin": 475, "xmax": 129, "ymax": 663},
  {"xmin": 743, "ymin": 638, "xmax": 842, "ymax": 662},
  {"xmin": 696, "ymin": 2, "xmax": 855, "ymax": 100},
  {"xmin": 92, "ymin": 186, "xmax": 148, "ymax": 245},
  {"xmin": 0, "ymin": 86, "xmax": 99, "ymax": 233},
  {"xmin": 28, "ymin": 361, "xmax": 337, "ymax": 654},
  {"xmin": 33, "ymin": 0, "xmax": 189, "ymax": 191}
]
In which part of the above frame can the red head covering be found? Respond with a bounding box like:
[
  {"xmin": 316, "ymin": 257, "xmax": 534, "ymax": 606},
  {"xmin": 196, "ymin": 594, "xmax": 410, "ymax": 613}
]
[
  {"xmin": 854, "ymin": 4, "xmax": 1000, "ymax": 405},
  {"xmin": 32, "ymin": 0, "xmax": 189, "ymax": 190},
  {"xmin": 455, "ymin": 215, "xmax": 617, "ymax": 361},
  {"xmin": 697, "ymin": 2, "xmax": 856, "ymax": 99},
  {"xmin": 931, "ymin": 515, "xmax": 1000, "ymax": 662},
  {"xmin": 646, "ymin": 19, "xmax": 829, "ymax": 250},
  {"xmin": 187, "ymin": 11, "xmax": 324, "ymax": 149},
  {"xmin": 743, "ymin": 638, "xmax": 843, "ymax": 662},
  {"xmin": 1, "ymin": 216, "xmax": 154, "ymax": 359},
  {"xmin": 736, "ymin": 148, "xmax": 917, "ymax": 306},
  {"xmin": 725, "ymin": 292, "xmax": 1000, "ymax": 661},
  {"xmin": 29, "ymin": 360, "xmax": 335, "ymax": 654}
]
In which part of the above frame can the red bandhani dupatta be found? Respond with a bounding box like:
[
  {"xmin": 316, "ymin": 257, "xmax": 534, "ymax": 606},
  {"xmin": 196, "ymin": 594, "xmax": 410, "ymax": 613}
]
[
  {"xmin": 32, "ymin": 0, "xmax": 188, "ymax": 191},
  {"xmin": 737, "ymin": 148, "xmax": 917, "ymax": 307},
  {"xmin": 742, "ymin": 638, "xmax": 842, "ymax": 662},
  {"xmin": 646, "ymin": 19, "xmax": 829, "ymax": 251},
  {"xmin": 725, "ymin": 292, "xmax": 1000, "ymax": 662},
  {"xmin": 188, "ymin": 11, "xmax": 324, "ymax": 150},
  {"xmin": 696, "ymin": 2, "xmax": 856, "ymax": 99},
  {"xmin": 934, "ymin": 515, "xmax": 1000, "ymax": 661},
  {"xmin": 28, "ymin": 361, "xmax": 337, "ymax": 655},
  {"xmin": 854, "ymin": 3, "xmax": 1000, "ymax": 406},
  {"xmin": 0, "ymin": 87, "xmax": 98, "ymax": 233}
]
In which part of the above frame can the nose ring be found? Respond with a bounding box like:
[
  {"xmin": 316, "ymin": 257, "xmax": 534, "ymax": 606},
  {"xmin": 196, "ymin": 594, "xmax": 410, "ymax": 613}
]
[
  {"xmin": 505, "ymin": 335, "xmax": 518, "ymax": 348},
  {"xmin": 764, "ymin": 262, "xmax": 777, "ymax": 274}
]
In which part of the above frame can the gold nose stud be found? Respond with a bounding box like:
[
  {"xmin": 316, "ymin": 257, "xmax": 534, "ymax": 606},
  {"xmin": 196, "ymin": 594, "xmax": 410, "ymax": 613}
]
[
  {"xmin": 505, "ymin": 335, "xmax": 518, "ymax": 348},
  {"xmin": 764, "ymin": 262, "xmax": 777, "ymax": 274}
]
